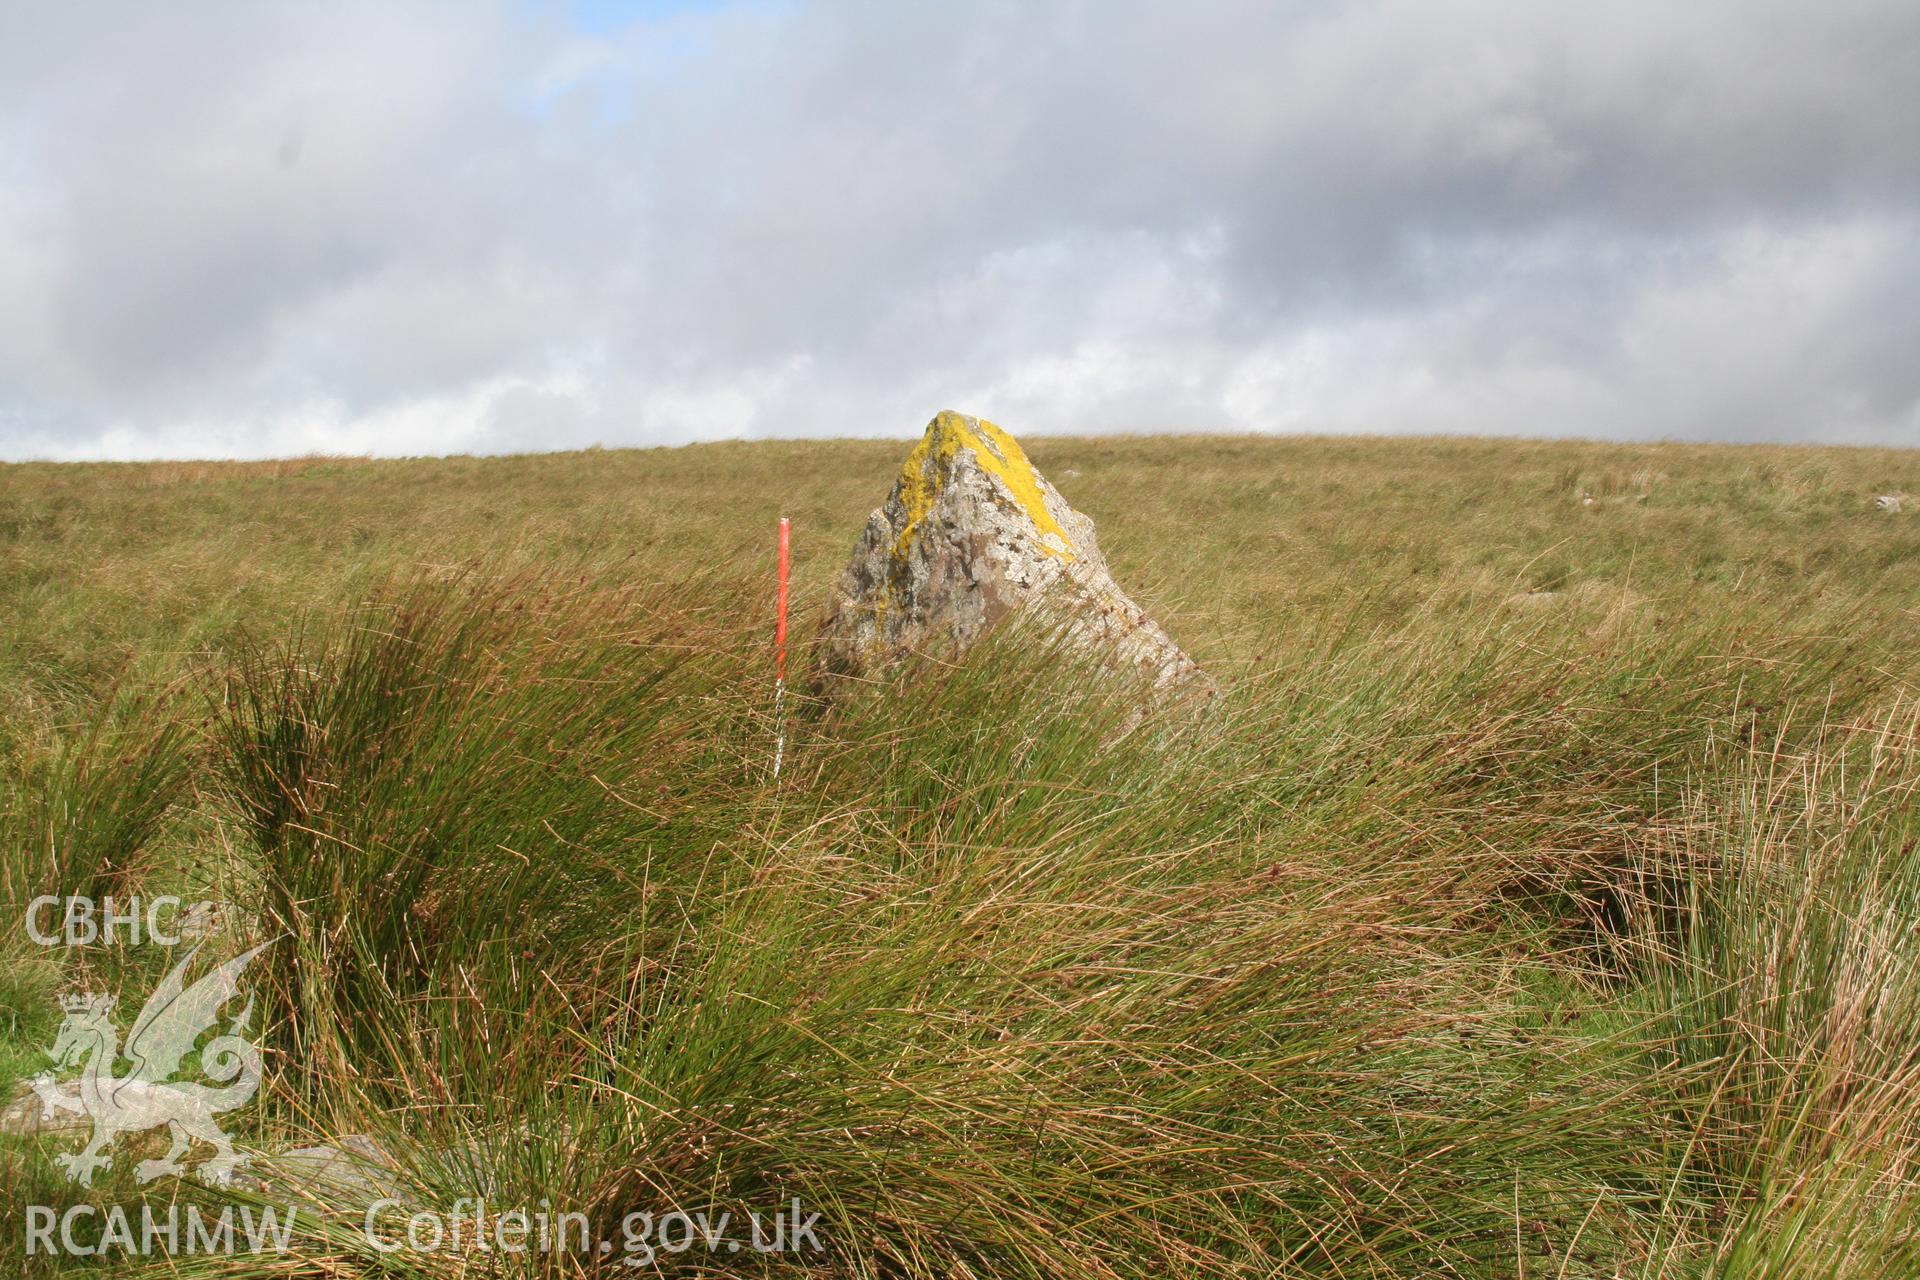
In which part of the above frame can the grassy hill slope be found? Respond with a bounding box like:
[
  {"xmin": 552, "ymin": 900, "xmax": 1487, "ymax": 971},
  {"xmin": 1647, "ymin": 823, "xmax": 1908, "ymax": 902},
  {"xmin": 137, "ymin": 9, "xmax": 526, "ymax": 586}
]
[{"xmin": 3, "ymin": 433, "xmax": 1917, "ymax": 703}]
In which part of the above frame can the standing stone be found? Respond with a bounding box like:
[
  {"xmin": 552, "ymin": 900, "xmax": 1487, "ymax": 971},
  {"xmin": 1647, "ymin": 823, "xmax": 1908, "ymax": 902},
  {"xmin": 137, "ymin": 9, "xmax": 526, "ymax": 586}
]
[{"xmin": 816, "ymin": 411, "xmax": 1212, "ymax": 696}]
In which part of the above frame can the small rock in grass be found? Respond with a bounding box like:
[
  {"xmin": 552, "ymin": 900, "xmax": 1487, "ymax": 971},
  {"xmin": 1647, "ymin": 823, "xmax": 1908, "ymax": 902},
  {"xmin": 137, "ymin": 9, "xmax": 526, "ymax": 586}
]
[{"xmin": 0, "ymin": 1078, "xmax": 88, "ymax": 1135}]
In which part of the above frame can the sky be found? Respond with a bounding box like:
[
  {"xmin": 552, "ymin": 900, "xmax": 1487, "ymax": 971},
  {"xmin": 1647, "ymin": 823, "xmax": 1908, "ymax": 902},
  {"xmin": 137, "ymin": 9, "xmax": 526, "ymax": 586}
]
[{"xmin": 0, "ymin": 0, "xmax": 1916, "ymax": 461}]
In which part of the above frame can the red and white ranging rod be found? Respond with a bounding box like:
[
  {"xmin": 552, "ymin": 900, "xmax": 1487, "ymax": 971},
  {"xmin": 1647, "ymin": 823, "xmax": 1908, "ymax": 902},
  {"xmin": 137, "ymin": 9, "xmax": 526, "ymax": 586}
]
[{"xmin": 772, "ymin": 516, "xmax": 791, "ymax": 778}]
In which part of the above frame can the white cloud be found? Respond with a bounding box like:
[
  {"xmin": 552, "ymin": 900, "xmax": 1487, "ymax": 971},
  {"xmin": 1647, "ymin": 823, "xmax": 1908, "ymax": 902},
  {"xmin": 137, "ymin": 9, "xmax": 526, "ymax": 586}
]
[{"xmin": 0, "ymin": 0, "xmax": 1916, "ymax": 459}]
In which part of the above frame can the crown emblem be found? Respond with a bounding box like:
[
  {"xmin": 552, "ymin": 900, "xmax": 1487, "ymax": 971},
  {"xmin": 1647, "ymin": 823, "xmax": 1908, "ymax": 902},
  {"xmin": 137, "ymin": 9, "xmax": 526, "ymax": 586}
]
[{"xmin": 58, "ymin": 992, "xmax": 114, "ymax": 1016}]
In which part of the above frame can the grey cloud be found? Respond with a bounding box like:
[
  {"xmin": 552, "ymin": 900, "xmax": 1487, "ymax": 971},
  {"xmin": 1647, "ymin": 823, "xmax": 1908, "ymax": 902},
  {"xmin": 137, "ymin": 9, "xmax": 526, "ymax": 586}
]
[{"xmin": 0, "ymin": 0, "xmax": 1915, "ymax": 459}]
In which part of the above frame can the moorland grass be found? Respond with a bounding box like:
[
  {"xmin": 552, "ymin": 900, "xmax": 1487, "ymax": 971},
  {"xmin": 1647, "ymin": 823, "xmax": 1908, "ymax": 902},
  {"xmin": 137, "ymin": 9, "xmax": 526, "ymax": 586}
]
[{"xmin": 1, "ymin": 432, "xmax": 1918, "ymax": 1277}]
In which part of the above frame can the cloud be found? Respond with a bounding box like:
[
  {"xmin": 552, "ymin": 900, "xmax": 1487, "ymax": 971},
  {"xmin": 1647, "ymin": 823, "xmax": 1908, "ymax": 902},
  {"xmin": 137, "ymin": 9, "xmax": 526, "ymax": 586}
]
[{"xmin": 0, "ymin": 0, "xmax": 1916, "ymax": 459}]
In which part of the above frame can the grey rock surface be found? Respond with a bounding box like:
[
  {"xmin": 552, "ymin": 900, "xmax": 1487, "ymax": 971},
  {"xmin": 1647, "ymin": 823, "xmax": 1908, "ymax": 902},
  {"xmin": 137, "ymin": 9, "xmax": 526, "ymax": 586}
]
[
  {"xmin": 817, "ymin": 411, "xmax": 1211, "ymax": 696},
  {"xmin": 231, "ymin": 1133, "xmax": 399, "ymax": 1201},
  {"xmin": 1, "ymin": 1077, "xmax": 88, "ymax": 1136}
]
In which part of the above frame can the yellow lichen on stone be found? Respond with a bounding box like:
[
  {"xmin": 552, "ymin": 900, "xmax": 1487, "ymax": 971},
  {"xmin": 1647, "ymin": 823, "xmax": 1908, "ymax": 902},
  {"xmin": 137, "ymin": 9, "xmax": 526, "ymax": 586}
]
[
  {"xmin": 891, "ymin": 411, "xmax": 1076, "ymax": 562},
  {"xmin": 967, "ymin": 416, "xmax": 1076, "ymax": 558},
  {"xmin": 890, "ymin": 419, "xmax": 957, "ymax": 560}
]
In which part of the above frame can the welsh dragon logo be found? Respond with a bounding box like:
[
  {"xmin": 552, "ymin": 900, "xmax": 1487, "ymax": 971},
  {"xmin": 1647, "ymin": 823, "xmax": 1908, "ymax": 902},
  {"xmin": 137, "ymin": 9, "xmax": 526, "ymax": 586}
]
[{"xmin": 28, "ymin": 941, "xmax": 272, "ymax": 1187}]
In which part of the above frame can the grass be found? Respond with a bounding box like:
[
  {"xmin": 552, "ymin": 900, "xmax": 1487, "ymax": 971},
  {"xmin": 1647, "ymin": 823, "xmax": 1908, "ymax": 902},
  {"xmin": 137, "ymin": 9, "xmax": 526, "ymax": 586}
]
[{"xmin": 1, "ymin": 431, "xmax": 1918, "ymax": 1276}]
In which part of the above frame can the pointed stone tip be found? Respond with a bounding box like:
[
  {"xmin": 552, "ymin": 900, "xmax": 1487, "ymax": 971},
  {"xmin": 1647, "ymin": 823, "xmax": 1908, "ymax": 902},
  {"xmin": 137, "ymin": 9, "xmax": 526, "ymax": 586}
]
[
  {"xmin": 891, "ymin": 409, "xmax": 1072, "ymax": 563},
  {"xmin": 924, "ymin": 410, "xmax": 1012, "ymax": 461}
]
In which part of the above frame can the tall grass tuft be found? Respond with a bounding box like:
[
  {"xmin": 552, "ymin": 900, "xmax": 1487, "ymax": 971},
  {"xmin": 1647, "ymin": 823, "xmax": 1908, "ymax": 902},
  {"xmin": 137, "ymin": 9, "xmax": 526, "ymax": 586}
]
[
  {"xmin": 1629, "ymin": 705, "xmax": 1920, "ymax": 1275},
  {"xmin": 211, "ymin": 569, "xmax": 756, "ymax": 1115},
  {"xmin": 0, "ymin": 675, "xmax": 196, "ymax": 914}
]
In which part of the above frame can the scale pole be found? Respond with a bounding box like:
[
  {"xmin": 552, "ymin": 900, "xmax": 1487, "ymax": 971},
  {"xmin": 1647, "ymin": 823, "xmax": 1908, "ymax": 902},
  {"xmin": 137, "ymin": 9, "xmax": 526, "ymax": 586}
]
[{"xmin": 772, "ymin": 516, "xmax": 790, "ymax": 778}]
